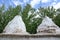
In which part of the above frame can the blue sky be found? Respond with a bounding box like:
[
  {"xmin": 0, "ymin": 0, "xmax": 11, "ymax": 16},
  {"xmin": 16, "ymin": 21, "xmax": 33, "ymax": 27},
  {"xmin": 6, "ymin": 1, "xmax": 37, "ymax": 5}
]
[{"xmin": 0, "ymin": 0, "xmax": 60, "ymax": 9}]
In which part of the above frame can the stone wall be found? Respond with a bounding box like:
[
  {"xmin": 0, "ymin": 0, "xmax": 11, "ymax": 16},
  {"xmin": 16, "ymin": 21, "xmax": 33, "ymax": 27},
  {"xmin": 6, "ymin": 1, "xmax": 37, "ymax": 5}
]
[{"xmin": 0, "ymin": 33, "xmax": 60, "ymax": 40}]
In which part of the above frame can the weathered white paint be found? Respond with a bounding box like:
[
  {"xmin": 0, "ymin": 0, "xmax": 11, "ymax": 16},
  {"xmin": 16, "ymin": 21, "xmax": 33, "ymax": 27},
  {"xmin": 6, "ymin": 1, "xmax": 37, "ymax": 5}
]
[
  {"xmin": 37, "ymin": 16, "xmax": 59, "ymax": 33},
  {"xmin": 3, "ymin": 15, "xmax": 28, "ymax": 34},
  {"xmin": 0, "ymin": 33, "xmax": 60, "ymax": 40}
]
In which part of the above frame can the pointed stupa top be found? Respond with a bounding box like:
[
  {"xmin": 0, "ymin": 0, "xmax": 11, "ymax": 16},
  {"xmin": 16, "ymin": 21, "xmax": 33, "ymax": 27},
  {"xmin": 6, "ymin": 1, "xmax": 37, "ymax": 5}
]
[
  {"xmin": 37, "ymin": 16, "xmax": 59, "ymax": 33},
  {"xmin": 3, "ymin": 15, "xmax": 28, "ymax": 34}
]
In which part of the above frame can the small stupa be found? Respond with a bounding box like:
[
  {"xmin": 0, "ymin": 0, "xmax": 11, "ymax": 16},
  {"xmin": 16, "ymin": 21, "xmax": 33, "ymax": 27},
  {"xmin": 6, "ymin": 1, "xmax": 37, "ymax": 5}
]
[
  {"xmin": 3, "ymin": 15, "xmax": 29, "ymax": 34},
  {"xmin": 37, "ymin": 16, "xmax": 59, "ymax": 33}
]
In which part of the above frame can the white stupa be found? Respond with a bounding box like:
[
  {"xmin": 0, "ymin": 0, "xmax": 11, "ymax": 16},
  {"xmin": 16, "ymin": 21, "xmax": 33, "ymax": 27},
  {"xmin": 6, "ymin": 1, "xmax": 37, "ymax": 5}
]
[
  {"xmin": 37, "ymin": 16, "xmax": 59, "ymax": 33},
  {"xmin": 3, "ymin": 15, "xmax": 29, "ymax": 34}
]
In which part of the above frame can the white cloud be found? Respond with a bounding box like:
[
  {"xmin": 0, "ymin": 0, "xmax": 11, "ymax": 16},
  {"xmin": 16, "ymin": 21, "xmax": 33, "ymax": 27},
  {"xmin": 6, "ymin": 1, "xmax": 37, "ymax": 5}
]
[
  {"xmin": 23, "ymin": 0, "xmax": 30, "ymax": 5},
  {"xmin": 0, "ymin": 4, "xmax": 3, "ymax": 7},
  {"xmin": 30, "ymin": 0, "xmax": 41, "ymax": 7},
  {"xmin": 41, "ymin": 0, "xmax": 51, "ymax": 3},
  {"xmin": 54, "ymin": 0, "xmax": 57, "ymax": 2},
  {"xmin": 50, "ymin": 2, "xmax": 56, "ymax": 6},
  {"xmin": 30, "ymin": 0, "xmax": 51, "ymax": 8},
  {"xmin": 12, "ymin": 0, "xmax": 23, "ymax": 6},
  {"xmin": 12, "ymin": 0, "xmax": 30, "ymax": 6},
  {"xmin": 52, "ymin": 2, "xmax": 60, "ymax": 9},
  {"xmin": 24, "ymin": 0, "xmax": 29, "ymax": 3}
]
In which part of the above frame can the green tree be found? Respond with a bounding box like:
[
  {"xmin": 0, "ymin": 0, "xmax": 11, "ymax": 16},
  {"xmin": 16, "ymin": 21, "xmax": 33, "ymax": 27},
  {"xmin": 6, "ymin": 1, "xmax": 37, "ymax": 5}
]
[
  {"xmin": 21, "ymin": 4, "xmax": 42, "ymax": 34},
  {"xmin": 53, "ymin": 14, "xmax": 60, "ymax": 27},
  {"xmin": 53, "ymin": 8, "xmax": 60, "ymax": 27},
  {"xmin": 0, "ymin": 5, "xmax": 21, "ymax": 33},
  {"xmin": 0, "ymin": 5, "xmax": 5, "ymax": 33},
  {"xmin": 38, "ymin": 6, "xmax": 56, "ymax": 19}
]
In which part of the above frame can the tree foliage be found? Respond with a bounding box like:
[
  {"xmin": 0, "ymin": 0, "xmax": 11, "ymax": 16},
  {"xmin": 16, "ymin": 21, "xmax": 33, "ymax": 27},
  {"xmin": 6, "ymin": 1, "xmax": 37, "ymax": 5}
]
[
  {"xmin": 53, "ymin": 8, "xmax": 60, "ymax": 27},
  {"xmin": 0, "ymin": 5, "xmax": 21, "ymax": 33},
  {"xmin": 53, "ymin": 14, "xmax": 60, "ymax": 27},
  {"xmin": 38, "ymin": 6, "xmax": 56, "ymax": 19},
  {"xmin": 0, "ymin": 4, "xmax": 42, "ymax": 34},
  {"xmin": 21, "ymin": 4, "xmax": 42, "ymax": 34},
  {"xmin": 0, "ymin": 4, "xmax": 60, "ymax": 34}
]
